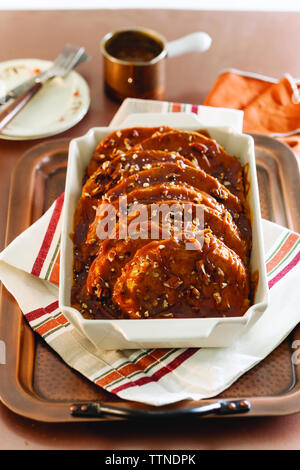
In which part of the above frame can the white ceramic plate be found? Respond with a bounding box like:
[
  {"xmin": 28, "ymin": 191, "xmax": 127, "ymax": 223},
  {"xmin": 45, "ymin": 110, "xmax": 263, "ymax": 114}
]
[
  {"xmin": 0, "ymin": 58, "xmax": 90, "ymax": 140},
  {"xmin": 59, "ymin": 113, "xmax": 269, "ymax": 350}
]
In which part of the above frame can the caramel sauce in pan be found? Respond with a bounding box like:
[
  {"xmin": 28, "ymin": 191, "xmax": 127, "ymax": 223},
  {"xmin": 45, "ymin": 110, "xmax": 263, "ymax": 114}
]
[
  {"xmin": 105, "ymin": 30, "xmax": 164, "ymax": 63},
  {"xmin": 71, "ymin": 127, "xmax": 253, "ymax": 320}
]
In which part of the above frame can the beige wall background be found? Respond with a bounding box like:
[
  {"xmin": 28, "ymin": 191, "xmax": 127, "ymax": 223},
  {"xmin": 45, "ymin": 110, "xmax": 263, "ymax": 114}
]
[{"xmin": 1, "ymin": 0, "xmax": 300, "ymax": 10}]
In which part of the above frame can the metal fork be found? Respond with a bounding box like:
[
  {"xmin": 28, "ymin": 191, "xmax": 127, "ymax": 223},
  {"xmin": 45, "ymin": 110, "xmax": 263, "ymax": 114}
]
[
  {"xmin": 1, "ymin": 50, "xmax": 89, "ymax": 105},
  {"xmin": 0, "ymin": 44, "xmax": 86, "ymax": 132},
  {"xmin": 36, "ymin": 44, "xmax": 85, "ymax": 84}
]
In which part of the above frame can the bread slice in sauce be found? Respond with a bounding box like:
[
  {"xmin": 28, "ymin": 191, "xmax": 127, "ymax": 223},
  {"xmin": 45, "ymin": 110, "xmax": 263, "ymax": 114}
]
[{"xmin": 113, "ymin": 235, "xmax": 250, "ymax": 319}]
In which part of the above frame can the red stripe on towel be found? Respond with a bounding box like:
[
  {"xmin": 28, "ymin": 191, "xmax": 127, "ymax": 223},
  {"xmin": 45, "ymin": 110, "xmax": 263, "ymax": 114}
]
[
  {"xmin": 25, "ymin": 300, "xmax": 59, "ymax": 322},
  {"xmin": 268, "ymin": 251, "xmax": 300, "ymax": 289},
  {"xmin": 110, "ymin": 348, "xmax": 198, "ymax": 394},
  {"xmin": 31, "ymin": 193, "xmax": 64, "ymax": 277}
]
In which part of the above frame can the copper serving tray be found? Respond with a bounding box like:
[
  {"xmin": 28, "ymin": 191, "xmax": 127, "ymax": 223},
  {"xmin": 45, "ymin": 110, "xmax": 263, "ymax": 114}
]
[{"xmin": 0, "ymin": 134, "xmax": 300, "ymax": 422}]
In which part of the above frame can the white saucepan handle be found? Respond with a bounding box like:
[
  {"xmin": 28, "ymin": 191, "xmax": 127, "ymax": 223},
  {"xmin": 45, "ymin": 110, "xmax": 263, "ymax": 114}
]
[{"xmin": 166, "ymin": 32, "xmax": 212, "ymax": 58}]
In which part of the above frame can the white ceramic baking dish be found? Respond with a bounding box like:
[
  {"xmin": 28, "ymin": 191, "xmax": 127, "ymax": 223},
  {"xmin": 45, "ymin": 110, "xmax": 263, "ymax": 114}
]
[{"xmin": 59, "ymin": 112, "xmax": 269, "ymax": 349}]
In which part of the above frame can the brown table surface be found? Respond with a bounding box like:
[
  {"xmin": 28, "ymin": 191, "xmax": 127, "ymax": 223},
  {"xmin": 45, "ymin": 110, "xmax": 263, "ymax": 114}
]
[{"xmin": 0, "ymin": 9, "xmax": 300, "ymax": 450}]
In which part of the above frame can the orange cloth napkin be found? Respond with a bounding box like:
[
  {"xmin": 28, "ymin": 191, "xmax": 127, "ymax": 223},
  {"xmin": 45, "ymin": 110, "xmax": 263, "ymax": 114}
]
[{"xmin": 204, "ymin": 71, "xmax": 300, "ymax": 162}]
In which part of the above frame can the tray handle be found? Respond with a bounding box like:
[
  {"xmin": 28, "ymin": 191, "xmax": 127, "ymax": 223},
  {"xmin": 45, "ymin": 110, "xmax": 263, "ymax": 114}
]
[{"xmin": 70, "ymin": 399, "xmax": 250, "ymax": 419}]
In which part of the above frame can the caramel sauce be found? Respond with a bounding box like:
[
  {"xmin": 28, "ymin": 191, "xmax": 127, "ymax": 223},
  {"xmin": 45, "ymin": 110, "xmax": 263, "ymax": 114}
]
[{"xmin": 105, "ymin": 30, "xmax": 163, "ymax": 63}]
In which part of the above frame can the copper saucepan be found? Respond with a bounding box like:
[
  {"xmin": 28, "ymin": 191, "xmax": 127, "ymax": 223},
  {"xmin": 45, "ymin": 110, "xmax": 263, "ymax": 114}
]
[{"xmin": 101, "ymin": 28, "xmax": 212, "ymax": 101}]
